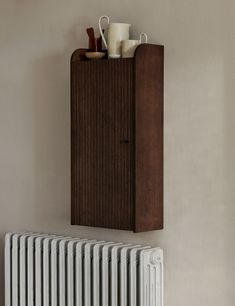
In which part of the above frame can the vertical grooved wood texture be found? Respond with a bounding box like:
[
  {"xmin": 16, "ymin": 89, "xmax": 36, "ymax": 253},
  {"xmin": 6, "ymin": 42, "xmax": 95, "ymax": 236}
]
[
  {"xmin": 71, "ymin": 58, "xmax": 133, "ymax": 230},
  {"xmin": 71, "ymin": 44, "xmax": 164, "ymax": 232}
]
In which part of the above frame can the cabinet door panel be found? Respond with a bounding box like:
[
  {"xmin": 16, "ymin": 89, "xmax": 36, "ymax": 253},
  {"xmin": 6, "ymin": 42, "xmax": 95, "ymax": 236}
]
[{"xmin": 71, "ymin": 59, "xmax": 134, "ymax": 230}]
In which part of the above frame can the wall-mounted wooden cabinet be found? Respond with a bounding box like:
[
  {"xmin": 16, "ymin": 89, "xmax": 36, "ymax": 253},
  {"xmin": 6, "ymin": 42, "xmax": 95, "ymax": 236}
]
[{"xmin": 71, "ymin": 44, "xmax": 163, "ymax": 232}]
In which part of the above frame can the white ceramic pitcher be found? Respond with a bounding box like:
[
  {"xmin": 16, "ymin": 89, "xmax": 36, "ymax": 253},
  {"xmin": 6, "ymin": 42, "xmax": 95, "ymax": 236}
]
[
  {"xmin": 122, "ymin": 33, "xmax": 148, "ymax": 58},
  {"xmin": 99, "ymin": 15, "xmax": 130, "ymax": 58}
]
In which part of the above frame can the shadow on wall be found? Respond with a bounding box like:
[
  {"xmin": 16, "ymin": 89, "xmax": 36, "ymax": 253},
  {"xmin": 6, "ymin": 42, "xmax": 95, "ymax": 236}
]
[
  {"xmin": 30, "ymin": 26, "xmax": 84, "ymax": 228},
  {"xmin": 32, "ymin": 52, "xmax": 70, "ymax": 225}
]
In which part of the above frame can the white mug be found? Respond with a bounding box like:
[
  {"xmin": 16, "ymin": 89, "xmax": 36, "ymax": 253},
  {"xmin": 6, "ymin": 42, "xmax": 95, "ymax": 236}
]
[
  {"xmin": 122, "ymin": 33, "xmax": 148, "ymax": 58},
  {"xmin": 99, "ymin": 15, "xmax": 130, "ymax": 58}
]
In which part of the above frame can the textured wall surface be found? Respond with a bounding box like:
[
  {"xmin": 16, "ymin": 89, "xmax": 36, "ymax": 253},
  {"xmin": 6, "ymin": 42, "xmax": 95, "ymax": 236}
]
[{"xmin": 0, "ymin": 1, "xmax": 235, "ymax": 305}]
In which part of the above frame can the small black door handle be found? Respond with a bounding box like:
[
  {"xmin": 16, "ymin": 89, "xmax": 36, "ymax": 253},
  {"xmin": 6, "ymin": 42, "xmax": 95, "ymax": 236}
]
[{"xmin": 120, "ymin": 140, "xmax": 130, "ymax": 144}]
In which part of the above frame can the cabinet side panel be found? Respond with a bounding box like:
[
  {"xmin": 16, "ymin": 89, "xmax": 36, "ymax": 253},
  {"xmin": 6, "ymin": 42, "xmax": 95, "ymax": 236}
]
[
  {"xmin": 71, "ymin": 59, "xmax": 134, "ymax": 230},
  {"xmin": 71, "ymin": 60, "xmax": 78, "ymax": 225},
  {"xmin": 134, "ymin": 45, "xmax": 164, "ymax": 232}
]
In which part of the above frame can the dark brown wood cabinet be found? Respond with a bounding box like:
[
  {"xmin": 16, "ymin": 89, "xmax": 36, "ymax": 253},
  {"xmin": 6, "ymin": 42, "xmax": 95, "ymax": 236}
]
[{"xmin": 71, "ymin": 44, "xmax": 163, "ymax": 232}]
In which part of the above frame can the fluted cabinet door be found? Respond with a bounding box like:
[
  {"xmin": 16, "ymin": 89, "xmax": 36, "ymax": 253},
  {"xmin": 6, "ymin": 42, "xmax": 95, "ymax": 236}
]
[
  {"xmin": 71, "ymin": 44, "xmax": 164, "ymax": 232},
  {"xmin": 71, "ymin": 59, "xmax": 134, "ymax": 230}
]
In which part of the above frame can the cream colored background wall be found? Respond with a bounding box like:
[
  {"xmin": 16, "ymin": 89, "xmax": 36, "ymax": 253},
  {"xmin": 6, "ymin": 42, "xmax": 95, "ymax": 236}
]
[{"xmin": 0, "ymin": 0, "xmax": 235, "ymax": 305}]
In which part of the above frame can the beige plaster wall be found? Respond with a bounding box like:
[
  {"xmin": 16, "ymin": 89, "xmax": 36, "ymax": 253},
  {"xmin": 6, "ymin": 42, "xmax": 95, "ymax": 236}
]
[{"xmin": 0, "ymin": 1, "xmax": 235, "ymax": 305}]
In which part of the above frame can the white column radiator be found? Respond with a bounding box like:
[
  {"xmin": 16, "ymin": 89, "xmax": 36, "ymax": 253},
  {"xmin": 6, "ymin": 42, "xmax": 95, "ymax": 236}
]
[{"xmin": 5, "ymin": 232, "xmax": 164, "ymax": 306}]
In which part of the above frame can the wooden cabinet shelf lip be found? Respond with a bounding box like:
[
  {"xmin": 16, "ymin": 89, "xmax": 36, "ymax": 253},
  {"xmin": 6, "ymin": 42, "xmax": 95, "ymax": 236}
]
[{"xmin": 71, "ymin": 44, "xmax": 164, "ymax": 63}]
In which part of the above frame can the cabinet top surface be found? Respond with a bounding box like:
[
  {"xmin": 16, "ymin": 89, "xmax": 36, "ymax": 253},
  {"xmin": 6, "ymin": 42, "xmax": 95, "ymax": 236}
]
[{"xmin": 71, "ymin": 43, "xmax": 164, "ymax": 64}]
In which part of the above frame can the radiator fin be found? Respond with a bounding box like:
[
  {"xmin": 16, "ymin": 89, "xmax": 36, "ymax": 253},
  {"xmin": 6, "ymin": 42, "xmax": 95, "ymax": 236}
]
[{"xmin": 5, "ymin": 233, "xmax": 163, "ymax": 306}]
